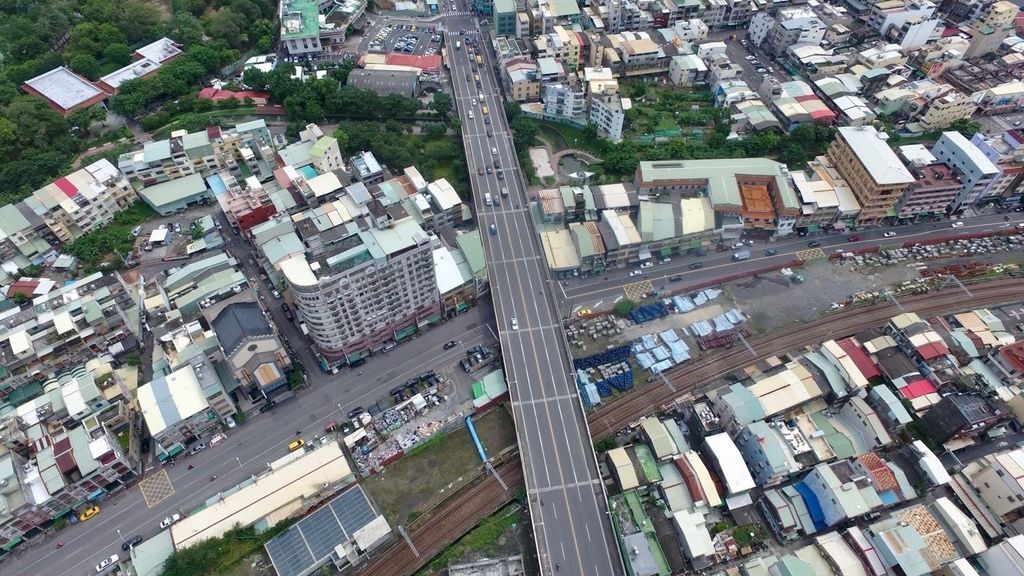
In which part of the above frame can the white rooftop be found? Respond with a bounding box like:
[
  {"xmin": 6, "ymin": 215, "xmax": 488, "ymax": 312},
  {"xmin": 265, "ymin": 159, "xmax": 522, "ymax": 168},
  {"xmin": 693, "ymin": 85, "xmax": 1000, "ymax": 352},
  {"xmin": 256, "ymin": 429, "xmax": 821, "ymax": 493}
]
[
  {"xmin": 704, "ymin": 433, "xmax": 755, "ymax": 495},
  {"xmin": 837, "ymin": 126, "xmax": 915, "ymax": 185},
  {"xmin": 135, "ymin": 37, "xmax": 183, "ymax": 63},
  {"xmin": 939, "ymin": 131, "xmax": 1000, "ymax": 175},
  {"xmin": 24, "ymin": 67, "xmax": 106, "ymax": 111}
]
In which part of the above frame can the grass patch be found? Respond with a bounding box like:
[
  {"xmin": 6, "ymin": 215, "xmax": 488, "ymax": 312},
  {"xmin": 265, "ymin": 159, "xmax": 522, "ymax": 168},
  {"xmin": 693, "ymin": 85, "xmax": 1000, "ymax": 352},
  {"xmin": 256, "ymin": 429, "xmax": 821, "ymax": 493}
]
[
  {"xmin": 65, "ymin": 201, "xmax": 158, "ymax": 271},
  {"xmin": 416, "ymin": 505, "xmax": 522, "ymax": 575},
  {"xmin": 115, "ymin": 426, "xmax": 131, "ymax": 452},
  {"xmin": 160, "ymin": 522, "xmax": 294, "ymax": 576},
  {"xmin": 363, "ymin": 406, "xmax": 516, "ymax": 527},
  {"xmin": 538, "ymin": 121, "xmax": 601, "ymax": 154}
]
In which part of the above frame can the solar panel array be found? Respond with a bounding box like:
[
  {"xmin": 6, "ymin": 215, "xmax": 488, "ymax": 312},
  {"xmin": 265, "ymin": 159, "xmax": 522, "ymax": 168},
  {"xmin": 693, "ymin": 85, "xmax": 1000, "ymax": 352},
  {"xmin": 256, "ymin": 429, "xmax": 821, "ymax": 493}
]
[{"xmin": 265, "ymin": 486, "xmax": 379, "ymax": 576}]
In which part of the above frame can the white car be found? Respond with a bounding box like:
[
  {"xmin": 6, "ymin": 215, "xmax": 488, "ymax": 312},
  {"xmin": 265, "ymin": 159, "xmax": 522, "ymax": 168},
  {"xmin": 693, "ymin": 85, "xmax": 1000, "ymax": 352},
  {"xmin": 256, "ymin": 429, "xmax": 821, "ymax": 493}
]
[
  {"xmin": 883, "ymin": 231, "xmax": 897, "ymax": 238},
  {"xmin": 160, "ymin": 513, "xmax": 182, "ymax": 530},
  {"xmin": 640, "ymin": 261, "xmax": 654, "ymax": 269},
  {"xmin": 189, "ymin": 443, "xmax": 206, "ymax": 455},
  {"xmin": 95, "ymin": 554, "xmax": 119, "ymax": 573},
  {"xmin": 951, "ymin": 221, "xmax": 965, "ymax": 228},
  {"xmin": 510, "ymin": 317, "xmax": 519, "ymax": 330},
  {"xmin": 471, "ymin": 98, "xmax": 477, "ymax": 106}
]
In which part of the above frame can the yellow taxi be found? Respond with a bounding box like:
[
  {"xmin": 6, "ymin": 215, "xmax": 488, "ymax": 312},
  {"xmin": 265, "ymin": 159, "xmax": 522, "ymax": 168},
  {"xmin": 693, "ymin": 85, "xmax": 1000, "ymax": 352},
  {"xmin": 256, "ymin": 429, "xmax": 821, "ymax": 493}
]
[
  {"xmin": 577, "ymin": 308, "xmax": 593, "ymax": 318},
  {"xmin": 78, "ymin": 505, "xmax": 100, "ymax": 522},
  {"xmin": 288, "ymin": 439, "xmax": 305, "ymax": 452}
]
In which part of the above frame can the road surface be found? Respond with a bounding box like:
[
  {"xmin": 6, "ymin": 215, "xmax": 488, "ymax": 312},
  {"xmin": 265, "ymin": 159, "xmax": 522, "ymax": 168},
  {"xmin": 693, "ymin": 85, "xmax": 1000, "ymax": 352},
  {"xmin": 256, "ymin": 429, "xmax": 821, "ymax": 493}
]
[{"xmin": 445, "ymin": 12, "xmax": 623, "ymax": 576}]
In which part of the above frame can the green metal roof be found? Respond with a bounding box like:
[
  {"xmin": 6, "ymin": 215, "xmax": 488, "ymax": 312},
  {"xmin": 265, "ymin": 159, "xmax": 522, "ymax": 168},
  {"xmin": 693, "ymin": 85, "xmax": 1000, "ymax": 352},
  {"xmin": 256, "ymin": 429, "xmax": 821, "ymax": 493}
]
[
  {"xmin": 720, "ymin": 383, "xmax": 766, "ymax": 426},
  {"xmin": 809, "ymin": 411, "xmax": 855, "ymax": 459},
  {"xmin": 547, "ymin": 0, "xmax": 580, "ymax": 17},
  {"xmin": 309, "ymin": 135, "xmax": 337, "ymax": 158},
  {"xmin": 280, "ymin": 0, "xmax": 320, "ymax": 39},
  {"xmin": 638, "ymin": 158, "xmax": 800, "ymax": 211},
  {"xmin": 638, "ymin": 201, "xmax": 677, "ymax": 242},
  {"xmin": 138, "ymin": 173, "xmax": 208, "ymax": 209},
  {"xmin": 455, "ymin": 230, "xmax": 486, "ymax": 276}
]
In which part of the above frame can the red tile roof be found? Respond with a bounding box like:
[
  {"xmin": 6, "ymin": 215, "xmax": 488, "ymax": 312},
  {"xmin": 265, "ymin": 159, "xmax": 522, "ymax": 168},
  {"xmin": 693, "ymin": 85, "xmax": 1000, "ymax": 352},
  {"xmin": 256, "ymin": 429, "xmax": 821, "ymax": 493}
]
[
  {"xmin": 6, "ymin": 279, "xmax": 40, "ymax": 299},
  {"xmin": 1000, "ymin": 341, "xmax": 1024, "ymax": 373},
  {"xmin": 857, "ymin": 453, "xmax": 898, "ymax": 493},
  {"xmin": 197, "ymin": 87, "xmax": 270, "ymax": 102},
  {"xmin": 839, "ymin": 338, "xmax": 881, "ymax": 379},
  {"xmin": 384, "ymin": 53, "xmax": 442, "ymax": 70},
  {"xmin": 898, "ymin": 378, "xmax": 936, "ymax": 400},
  {"xmin": 915, "ymin": 341, "xmax": 948, "ymax": 361}
]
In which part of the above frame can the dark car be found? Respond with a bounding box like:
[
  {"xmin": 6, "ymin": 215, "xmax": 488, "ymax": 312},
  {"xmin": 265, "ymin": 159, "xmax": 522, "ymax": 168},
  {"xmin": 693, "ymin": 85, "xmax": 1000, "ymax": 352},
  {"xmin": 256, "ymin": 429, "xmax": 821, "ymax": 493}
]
[
  {"xmin": 281, "ymin": 302, "xmax": 293, "ymax": 320},
  {"xmin": 668, "ymin": 275, "xmax": 683, "ymax": 282},
  {"xmin": 764, "ymin": 248, "xmax": 778, "ymax": 256},
  {"xmin": 688, "ymin": 262, "xmax": 704, "ymax": 270},
  {"xmin": 807, "ymin": 241, "xmax": 822, "ymax": 247},
  {"xmin": 122, "ymin": 535, "xmax": 144, "ymax": 551},
  {"xmin": 444, "ymin": 340, "xmax": 457, "ymax": 350},
  {"xmin": 497, "ymin": 171, "xmax": 504, "ymax": 180},
  {"xmin": 347, "ymin": 407, "xmax": 364, "ymax": 419},
  {"xmin": 847, "ymin": 234, "xmax": 861, "ymax": 242},
  {"xmin": 484, "ymin": 117, "xmax": 490, "ymax": 124}
]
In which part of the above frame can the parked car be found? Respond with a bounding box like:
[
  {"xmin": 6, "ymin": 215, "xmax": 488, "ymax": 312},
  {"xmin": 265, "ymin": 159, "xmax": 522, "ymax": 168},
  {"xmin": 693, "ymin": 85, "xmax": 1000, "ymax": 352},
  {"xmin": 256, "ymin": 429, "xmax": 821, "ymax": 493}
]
[
  {"xmin": 78, "ymin": 505, "xmax": 100, "ymax": 522},
  {"xmin": 95, "ymin": 554, "xmax": 119, "ymax": 573},
  {"xmin": 764, "ymin": 248, "xmax": 778, "ymax": 256},
  {"xmin": 281, "ymin": 302, "xmax": 293, "ymax": 320},
  {"xmin": 883, "ymin": 231, "xmax": 897, "ymax": 238},
  {"xmin": 131, "ymin": 226, "xmax": 143, "ymax": 237},
  {"xmin": 951, "ymin": 221, "xmax": 965, "ymax": 228},
  {"xmin": 640, "ymin": 261, "xmax": 653, "ymax": 269},
  {"xmin": 668, "ymin": 275, "xmax": 683, "ymax": 282},
  {"xmin": 288, "ymin": 439, "xmax": 306, "ymax": 451},
  {"xmin": 160, "ymin": 513, "xmax": 182, "ymax": 530},
  {"xmin": 189, "ymin": 443, "xmax": 206, "ymax": 455},
  {"xmin": 121, "ymin": 535, "xmax": 144, "ymax": 551},
  {"xmin": 847, "ymin": 234, "xmax": 861, "ymax": 242},
  {"xmin": 347, "ymin": 407, "xmax": 364, "ymax": 419},
  {"xmin": 210, "ymin": 433, "xmax": 227, "ymax": 447}
]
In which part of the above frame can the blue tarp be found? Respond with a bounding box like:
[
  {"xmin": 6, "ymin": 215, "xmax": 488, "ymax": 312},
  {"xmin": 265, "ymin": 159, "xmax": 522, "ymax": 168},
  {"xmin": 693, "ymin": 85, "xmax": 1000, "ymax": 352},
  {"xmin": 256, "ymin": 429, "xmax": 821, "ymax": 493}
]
[
  {"xmin": 659, "ymin": 329, "xmax": 680, "ymax": 343},
  {"xmin": 878, "ymin": 490, "xmax": 898, "ymax": 506},
  {"xmin": 652, "ymin": 346, "xmax": 670, "ymax": 361},
  {"xmin": 794, "ymin": 481, "xmax": 827, "ymax": 531}
]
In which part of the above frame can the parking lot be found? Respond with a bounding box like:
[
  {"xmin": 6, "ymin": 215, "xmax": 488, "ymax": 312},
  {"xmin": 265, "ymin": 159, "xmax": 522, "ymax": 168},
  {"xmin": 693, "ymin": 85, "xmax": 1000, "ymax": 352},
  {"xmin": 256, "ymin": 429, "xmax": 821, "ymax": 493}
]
[
  {"xmin": 723, "ymin": 38, "xmax": 791, "ymax": 84},
  {"xmin": 367, "ymin": 22, "xmax": 442, "ymax": 55}
]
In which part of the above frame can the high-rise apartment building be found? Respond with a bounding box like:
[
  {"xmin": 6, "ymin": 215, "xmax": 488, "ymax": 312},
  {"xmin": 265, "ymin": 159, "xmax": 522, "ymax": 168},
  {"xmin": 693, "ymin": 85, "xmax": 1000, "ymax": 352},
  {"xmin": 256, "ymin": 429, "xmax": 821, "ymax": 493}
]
[
  {"xmin": 747, "ymin": 8, "xmax": 827, "ymax": 57},
  {"xmin": 826, "ymin": 126, "xmax": 915, "ymax": 224},
  {"xmin": 931, "ymin": 131, "xmax": 1000, "ymax": 208}
]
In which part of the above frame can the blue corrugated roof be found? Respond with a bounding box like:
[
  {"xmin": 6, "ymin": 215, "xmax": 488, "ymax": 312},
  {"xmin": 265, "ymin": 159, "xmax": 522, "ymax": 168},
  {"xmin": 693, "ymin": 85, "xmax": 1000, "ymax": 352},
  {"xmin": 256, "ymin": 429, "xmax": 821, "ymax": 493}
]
[{"xmin": 794, "ymin": 481, "xmax": 826, "ymax": 531}]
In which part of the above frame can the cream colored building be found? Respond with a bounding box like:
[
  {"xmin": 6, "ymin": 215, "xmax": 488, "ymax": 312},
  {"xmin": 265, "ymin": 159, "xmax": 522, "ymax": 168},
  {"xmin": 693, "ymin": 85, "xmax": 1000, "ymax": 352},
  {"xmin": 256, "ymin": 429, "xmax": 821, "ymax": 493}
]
[
  {"xmin": 826, "ymin": 126, "xmax": 914, "ymax": 224},
  {"xmin": 26, "ymin": 159, "xmax": 137, "ymax": 244}
]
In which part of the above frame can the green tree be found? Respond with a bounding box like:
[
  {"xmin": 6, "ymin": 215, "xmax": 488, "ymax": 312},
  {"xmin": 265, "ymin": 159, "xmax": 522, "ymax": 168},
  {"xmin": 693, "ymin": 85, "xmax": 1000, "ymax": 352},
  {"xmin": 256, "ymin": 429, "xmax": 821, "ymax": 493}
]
[
  {"xmin": 600, "ymin": 141, "xmax": 639, "ymax": 178},
  {"xmin": 948, "ymin": 118, "xmax": 981, "ymax": 139},
  {"xmin": 431, "ymin": 91, "xmax": 453, "ymax": 116},
  {"xmin": 612, "ymin": 299, "xmax": 636, "ymax": 317},
  {"xmin": 69, "ymin": 54, "xmax": 100, "ymax": 80},
  {"xmin": 103, "ymin": 42, "xmax": 133, "ymax": 66},
  {"xmin": 424, "ymin": 122, "xmax": 447, "ymax": 138},
  {"xmin": 332, "ymin": 127, "xmax": 349, "ymax": 151},
  {"xmin": 124, "ymin": 352, "xmax": 141, "ymax": 366}
]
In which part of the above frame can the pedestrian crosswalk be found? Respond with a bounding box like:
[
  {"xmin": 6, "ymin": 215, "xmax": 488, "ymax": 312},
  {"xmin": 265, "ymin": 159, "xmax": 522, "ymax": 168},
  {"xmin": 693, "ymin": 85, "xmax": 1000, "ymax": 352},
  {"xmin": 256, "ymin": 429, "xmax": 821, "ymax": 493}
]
[{"xmin": 443, "ymin": 10, "xmax": 475, "ymax": 16}]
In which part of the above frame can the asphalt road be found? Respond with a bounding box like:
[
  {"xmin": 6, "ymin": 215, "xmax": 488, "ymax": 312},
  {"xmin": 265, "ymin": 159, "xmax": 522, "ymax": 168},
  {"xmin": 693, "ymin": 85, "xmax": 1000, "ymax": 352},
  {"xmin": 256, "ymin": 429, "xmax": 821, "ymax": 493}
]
[
  {"xmin": 445, "ymin": 14, "xmax": 622, "ymax": 576},
  {"xmin": 5, "ymin": 303, "xmax": 496, "ymax": 576},
  {"xmin": 558, "ymin": 213, "xmax": 1024, "ymax": 313}
]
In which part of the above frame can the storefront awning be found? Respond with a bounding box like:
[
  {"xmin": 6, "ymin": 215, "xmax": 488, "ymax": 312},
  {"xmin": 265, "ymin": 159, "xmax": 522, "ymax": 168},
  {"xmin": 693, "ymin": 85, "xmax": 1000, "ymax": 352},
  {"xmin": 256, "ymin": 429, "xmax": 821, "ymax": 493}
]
[
  {"xmin": 804, "ymin": 224, "xmax": 819, "ymax": 232},
  {"xmin": 165, "ymin": 443, "xmax": 185, "ymax": 458},
  {"xmin": 87, "ymin": 488, "xmax": 106, "ymax": 501},
  {"xmin": 638, "ymin": 250, "xmax": 652, "ymax": 260},
  {"xmin": 347, "ymin": 353, "xmax": 364, "ymax": 362},
  {"xmin": 689, "ymin": 240, "xmax": 702, "ymax": 248},
  {"xmin": 426, "ymin": 313, "xmax": 443, "ymax": 324},
  {"xmin": 885, "ymin": 206, "xmax": 898, "ymax": 217},
  {"xmin": 1, "ymin": 537, "xmax": 23, "ymax": 551},
  {"xmin": 659, "ymin": 247, "xmax": 673, "ymax": 257},
  {"xmin": 455, "ymin": 302, "xmax": 469, "ymax": 312},
  {"xmin": 395, "ymin": 326, "xmax": 417, "ymax": 341}
]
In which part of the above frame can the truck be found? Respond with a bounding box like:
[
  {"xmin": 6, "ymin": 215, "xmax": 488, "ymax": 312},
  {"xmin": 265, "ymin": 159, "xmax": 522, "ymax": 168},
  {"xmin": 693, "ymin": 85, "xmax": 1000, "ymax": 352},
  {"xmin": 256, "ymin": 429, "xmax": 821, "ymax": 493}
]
[{"xmin": 732, "ymin": 250, "xmax": 750, "ymax": 261}]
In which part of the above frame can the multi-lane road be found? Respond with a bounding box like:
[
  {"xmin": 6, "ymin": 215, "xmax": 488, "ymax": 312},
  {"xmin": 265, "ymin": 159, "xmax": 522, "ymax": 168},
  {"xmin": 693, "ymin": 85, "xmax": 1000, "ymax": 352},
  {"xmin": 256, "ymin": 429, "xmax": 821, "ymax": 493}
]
[
  {"xmin": 445, "ymin": 17, "xmax": 622, "ymax": 576},
  {"xmin": 558, "ymin": 213, "xmax": 1024, "ymax": 312},
  {"xmin": 2, "ymin": 305, "xmax": 497, "ymax": 576}
]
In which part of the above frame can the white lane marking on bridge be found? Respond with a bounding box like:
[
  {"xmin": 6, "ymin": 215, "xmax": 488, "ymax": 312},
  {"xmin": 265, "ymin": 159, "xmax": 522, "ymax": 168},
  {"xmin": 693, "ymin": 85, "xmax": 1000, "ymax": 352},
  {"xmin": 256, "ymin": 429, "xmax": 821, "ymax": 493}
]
[{"xmin": 527, "ymin": 478, "xmax": 602, "ymax": 495}]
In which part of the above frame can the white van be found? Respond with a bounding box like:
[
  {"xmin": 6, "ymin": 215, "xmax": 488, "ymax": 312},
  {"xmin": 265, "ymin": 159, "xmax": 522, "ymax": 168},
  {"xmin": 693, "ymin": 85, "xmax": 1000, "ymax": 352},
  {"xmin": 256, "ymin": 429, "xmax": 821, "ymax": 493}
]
[
  {"xmin": 491, "ymin": 147, "xmax": 497, "ymax": 155},
  {"xmin": 484, "ymin": 192, "xmax": 493, "ymax": 206},
  {"xmin": 501, "ymin": 187, "xmax": 509, "ymax": 197},
  {"xmin": 468, "ymin": 110, "xmax": 474, "ymax": 119}
]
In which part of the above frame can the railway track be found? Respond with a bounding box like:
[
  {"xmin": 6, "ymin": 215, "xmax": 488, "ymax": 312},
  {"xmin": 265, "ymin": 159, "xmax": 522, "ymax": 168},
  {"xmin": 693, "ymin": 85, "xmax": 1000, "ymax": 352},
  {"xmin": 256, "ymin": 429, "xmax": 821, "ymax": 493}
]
[
  {"xmin": 357, "ymin": 278, "xmax": 1022, "ymax": 575},
  {"xmin": 588, "ymin": 278, "xmax": 1024, "ymax": 437},
  {"xmin": 356, "ymin": 456, "xmax": 525, "ymax": 576}
]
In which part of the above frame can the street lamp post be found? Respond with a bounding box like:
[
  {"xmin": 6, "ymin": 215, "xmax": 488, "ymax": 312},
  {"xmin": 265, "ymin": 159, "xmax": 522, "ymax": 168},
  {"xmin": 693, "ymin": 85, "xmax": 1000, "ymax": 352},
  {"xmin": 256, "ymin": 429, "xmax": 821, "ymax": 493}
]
[
  {"xmin": 117, "ymin": 527, "xmax": 125, "ymax": 544},
  {"xmin": 236, "ymin": 457, "xmax": 243, "ymax": 472}
]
